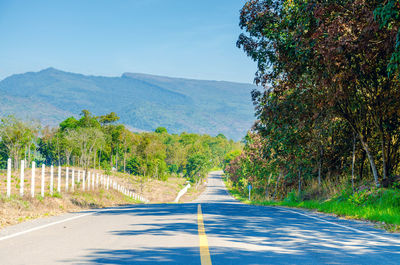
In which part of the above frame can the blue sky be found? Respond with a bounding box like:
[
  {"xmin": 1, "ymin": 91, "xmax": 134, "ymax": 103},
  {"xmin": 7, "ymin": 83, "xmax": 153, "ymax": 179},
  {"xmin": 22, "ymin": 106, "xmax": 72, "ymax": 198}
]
[{"xmin": 0, "ymin": 0, "xmax": 256, "ymax": 83}]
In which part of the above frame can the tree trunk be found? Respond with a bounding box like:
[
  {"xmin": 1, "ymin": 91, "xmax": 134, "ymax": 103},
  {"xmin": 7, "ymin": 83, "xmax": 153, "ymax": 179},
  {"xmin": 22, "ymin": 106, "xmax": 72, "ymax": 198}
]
[
  {"xmin": 98, "ymin": 150, "xmax": 101, "ymax": 170},
  {"xmin": 273, "ymin": 172, "xmax": 281, "ymax": 200},
  {"xmin": 318, "ymin": 147, "xmax": 322, "ymax": 187},
  {"xmin": 123, "ymin": 151, "xmax": 126, "ymax": 173},
  {"xmin": 381, "ymin": 133, "xmax": 387, "ymax": 180},
  {"xmin": 13, "ymin": 150, "xmax": 19, "ymax": 170},
  {"xmin": 93, "ymin": 150, "xmax": 96, "ymax": 169},
  {"xmin": 24, "ymin": 144, "xmax": 27, "ymax": 167},
  {"xmin": 28, "ymin": 143, "xmax": 31, "ymax": 167},
  {"xmin": 351, "ymin": 133, "xmax": 356, "ymax": 192},
  {"xmin": 116, "ymin": 153, "xmax": 118, "ymax": 172},
  {"xmin": 110, "ymin": 148, "xmax": 113, "ymax": 169},
  {"xmin": 265, "ymin": 173, "xmax": 272, "ymax": 199},
  {"xmin": 359, "ymin": 150, "xmax": 366, "ymax": 180},
  {"xmin": 358, "ymin": 133, "xmax": 380, "ymax": 187}
]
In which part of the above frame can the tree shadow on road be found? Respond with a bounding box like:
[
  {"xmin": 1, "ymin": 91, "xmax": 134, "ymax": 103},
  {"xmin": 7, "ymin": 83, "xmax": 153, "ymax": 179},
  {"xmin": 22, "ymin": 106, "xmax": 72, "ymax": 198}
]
[{"xmin": 65, "ymin": 201, "xmax": 400, "ymax": 264}]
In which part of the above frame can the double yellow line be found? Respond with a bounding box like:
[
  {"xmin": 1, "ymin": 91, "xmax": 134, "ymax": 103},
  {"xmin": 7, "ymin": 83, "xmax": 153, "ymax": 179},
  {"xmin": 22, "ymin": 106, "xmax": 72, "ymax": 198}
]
[{"xmin": 197, "ymin": 204, "xmax": 212, "ymax": 265}]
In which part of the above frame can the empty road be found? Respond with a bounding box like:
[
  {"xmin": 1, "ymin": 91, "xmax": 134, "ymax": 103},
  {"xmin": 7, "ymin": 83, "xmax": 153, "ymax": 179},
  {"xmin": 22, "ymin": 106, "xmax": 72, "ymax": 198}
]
[{"xmin": 1, "ymin": 171, "xmax": 400, "ymax": 264}]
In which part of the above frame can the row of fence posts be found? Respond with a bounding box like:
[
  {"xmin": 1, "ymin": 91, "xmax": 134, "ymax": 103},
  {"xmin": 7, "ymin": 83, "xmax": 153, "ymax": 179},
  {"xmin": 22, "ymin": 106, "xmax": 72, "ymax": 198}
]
[{"xmin": 5, "ymin": 158, "xmax": 149, "ymax": 203}]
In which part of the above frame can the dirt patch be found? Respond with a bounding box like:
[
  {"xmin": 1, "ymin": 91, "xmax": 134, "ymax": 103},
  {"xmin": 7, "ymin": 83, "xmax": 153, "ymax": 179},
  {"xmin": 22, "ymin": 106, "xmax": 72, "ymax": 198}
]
[{"xmin": 141, "ymin": 177, "xmax": 187, "ymax": 203}]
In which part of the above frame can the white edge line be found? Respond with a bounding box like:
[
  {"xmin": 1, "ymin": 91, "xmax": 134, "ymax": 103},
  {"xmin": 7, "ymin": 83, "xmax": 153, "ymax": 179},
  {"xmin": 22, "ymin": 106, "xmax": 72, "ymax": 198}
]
[
  {"xmin": 0, "ymin": 207, "xmax": 134, "ymax": 242},
  {"xmin": 276, "ymin": 206, "xmax": 400, "ymax": 244},
  {"xmin": 0, "ymin": 212, "xmax": 95, "ymax": 242}
]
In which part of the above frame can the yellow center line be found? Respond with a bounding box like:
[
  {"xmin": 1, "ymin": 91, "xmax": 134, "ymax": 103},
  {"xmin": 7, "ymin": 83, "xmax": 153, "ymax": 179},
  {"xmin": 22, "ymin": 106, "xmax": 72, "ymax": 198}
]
[{"xmin": 198, "ymin": 204, "xmax": 212, "ymax": 265}]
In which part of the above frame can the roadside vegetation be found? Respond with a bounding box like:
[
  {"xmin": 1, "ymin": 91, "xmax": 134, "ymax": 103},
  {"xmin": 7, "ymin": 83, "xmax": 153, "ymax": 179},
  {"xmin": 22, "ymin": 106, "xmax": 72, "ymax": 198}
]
[
  {"xmin": 0, "ymin": 170, "xmax": 191, "ymax": 228},
  {"xmin": 224, "ymin": 0, "xmax": 400, "ymax": 230},
  {"xmin": 0, "ymin": 110, "xmax": 239, "ymax": 227},
  {"xmin": 0, "ymin": 110, "xmax": 240, "ymax": 187}
]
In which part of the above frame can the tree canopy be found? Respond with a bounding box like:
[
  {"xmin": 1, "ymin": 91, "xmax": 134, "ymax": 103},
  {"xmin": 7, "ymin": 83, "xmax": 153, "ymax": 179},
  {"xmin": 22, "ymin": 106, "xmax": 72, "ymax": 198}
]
[{"xmin": 228, "ymin": 0, "xmax": 400, "ymax": 199}]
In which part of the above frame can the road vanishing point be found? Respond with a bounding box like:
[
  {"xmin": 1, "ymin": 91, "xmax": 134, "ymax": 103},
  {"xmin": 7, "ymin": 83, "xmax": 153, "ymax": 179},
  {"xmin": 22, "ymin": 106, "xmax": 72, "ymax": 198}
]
[{"xmin": 1, "ymin": 171, "xmax": 400, "ymax": 264}]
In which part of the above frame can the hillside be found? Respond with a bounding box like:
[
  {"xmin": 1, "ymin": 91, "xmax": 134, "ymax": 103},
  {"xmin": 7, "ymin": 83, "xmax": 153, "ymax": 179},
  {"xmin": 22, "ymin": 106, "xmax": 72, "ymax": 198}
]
[{"xmin": 0, "ymin": 68, "xmax": 255, "ymax": 140}]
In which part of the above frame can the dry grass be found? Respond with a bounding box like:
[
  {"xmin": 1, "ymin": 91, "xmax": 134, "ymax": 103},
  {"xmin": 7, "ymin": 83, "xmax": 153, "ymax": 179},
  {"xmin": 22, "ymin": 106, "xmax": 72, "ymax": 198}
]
[
  {"xmin": 0, "ymin": 166, "xmax": 197, "ymax": 229},
  {"xmin": 0, "ymin": 188, "xmax": 135, "ymax": 229}
]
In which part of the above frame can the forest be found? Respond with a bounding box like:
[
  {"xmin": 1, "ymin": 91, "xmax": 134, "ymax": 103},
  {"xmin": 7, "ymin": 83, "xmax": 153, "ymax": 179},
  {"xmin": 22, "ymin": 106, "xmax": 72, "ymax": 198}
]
[
  {"xmin": 0, "ymin": 110, "xmax": 240, "ymax": 185},
  {"xmin": 225, "ymin": 0, "xmax": 400, "ymax": 207}
]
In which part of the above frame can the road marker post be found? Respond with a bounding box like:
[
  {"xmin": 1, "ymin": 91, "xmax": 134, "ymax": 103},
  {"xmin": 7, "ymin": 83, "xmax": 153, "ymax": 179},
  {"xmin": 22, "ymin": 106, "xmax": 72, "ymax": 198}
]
[
  {"xmin": 57, "ymin": 166, "xmax": 61, "ymax": 193},
  {"xmin": 50, "ymin": 165, "xmax": 54, "ymax": 195},
  {"xmin": 20, "ymin": 160, "xmax": 25, "ymax": 196},
  {"xmin": 6, "ymin": 158, "xmax": 11, "ymax": 197},
  {"xmin": 65, "ymin": 167, "xmax": 69, "ymax": 192},
  {"xmin": 87, "ymin": 172, "xmax": 91, "ymax": 190},
  {"xmin": 41, "ymin": 164, "xmax": 45, "ymax": 197},
  {"xmin": 82, "ymin": 171, "xmax": 86, "ymax": 191},
  {"xmin": 31, "ymin": 161, "xmax": 36, "ymax": 198},
  {"xmin": 71, "ymin": 169, "xmax": 75, "ymax": 191}
]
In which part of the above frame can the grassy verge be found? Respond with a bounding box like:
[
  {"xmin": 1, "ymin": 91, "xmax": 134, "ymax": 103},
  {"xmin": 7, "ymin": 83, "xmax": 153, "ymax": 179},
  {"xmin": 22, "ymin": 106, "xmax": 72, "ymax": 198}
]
[{"xmin": 224, "ymin": 177, "xmax": 400, "ymax": 232}]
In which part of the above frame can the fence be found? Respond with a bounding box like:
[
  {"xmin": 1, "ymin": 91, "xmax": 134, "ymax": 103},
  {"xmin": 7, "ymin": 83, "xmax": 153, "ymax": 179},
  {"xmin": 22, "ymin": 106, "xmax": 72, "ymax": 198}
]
[{"xmin": 3, "ymin": 158, "xmax": 149, "ymax": 203}]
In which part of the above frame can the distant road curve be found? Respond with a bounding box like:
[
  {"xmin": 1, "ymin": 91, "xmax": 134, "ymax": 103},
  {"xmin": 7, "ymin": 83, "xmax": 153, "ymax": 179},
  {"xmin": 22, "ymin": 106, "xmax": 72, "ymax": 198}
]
[{"xmin": 1, "ymin": 171, "xmax": 400, "ymax": 264}]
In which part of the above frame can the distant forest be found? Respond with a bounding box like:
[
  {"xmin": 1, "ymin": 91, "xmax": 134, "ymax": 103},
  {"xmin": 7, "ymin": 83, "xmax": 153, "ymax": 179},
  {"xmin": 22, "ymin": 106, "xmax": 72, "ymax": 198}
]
[{"xmin": 0, "ymin": 110, "xmax": 241, "ymax": 184}]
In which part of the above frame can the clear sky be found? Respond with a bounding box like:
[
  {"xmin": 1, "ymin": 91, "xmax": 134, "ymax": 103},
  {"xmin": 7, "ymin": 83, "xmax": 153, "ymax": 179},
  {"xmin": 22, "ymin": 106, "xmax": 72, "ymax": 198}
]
[{"xmin": 0, "ymin": 0, "xmax": 257, "ymax": 83}]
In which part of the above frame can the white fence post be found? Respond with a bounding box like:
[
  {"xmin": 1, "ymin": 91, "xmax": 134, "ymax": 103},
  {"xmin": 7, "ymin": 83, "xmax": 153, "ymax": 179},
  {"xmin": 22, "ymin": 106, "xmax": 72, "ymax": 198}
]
[
  {"xmin": 92, "ymin": 172, "xmax": 95, "ymax": 190},
  {"xmin": 87, "ymin": 172, "xmax": 91, "ymax": 190},
  {"xmin": 20, "ymin": 160, "xmax": 25, "ymax": 196},
  {"xmin": 71, "ymin": 169, "xmax": 75, "ymax": 192},
  {"xmin": 82, "ymin": 171, "xmax": 86, "ymax": 191},
  {"xmin": 96, "ymin": 173, "xmax": 99, "ymax": 188},
  {"xmin": 77, "ymin": 170, "xmax": 80, "ymax": 183},
  {"xmin": 41, "ymin": 164, "xmax": 45, "ymax": 197},
  {"xmin": 65, "ymin": 167, "xmax": 69, "ymax": 192},
  {"xmin": 31, "ymin": 161, "xmax": 36, "ymax": 198},
  {"xmin": 107, "ymin": 176, "xmax": 109, "ymax": 190},
  {"xmin": 6, "ymin": 158, "xmax": 11, "ymax": 197},
  {"xmin": 50, "ymin": 165, "xmax": 54, "ymax": 195},
  {"xmin": 57, "ymin": 166, "xmax": 61, "ymax": 193}
]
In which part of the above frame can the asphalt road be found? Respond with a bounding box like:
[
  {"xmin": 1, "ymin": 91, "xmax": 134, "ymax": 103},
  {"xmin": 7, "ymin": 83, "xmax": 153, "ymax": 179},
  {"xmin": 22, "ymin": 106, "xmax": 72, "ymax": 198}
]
[{"xmin": 1, "ymin": 171, "xmax": 400, "ymax": 264}]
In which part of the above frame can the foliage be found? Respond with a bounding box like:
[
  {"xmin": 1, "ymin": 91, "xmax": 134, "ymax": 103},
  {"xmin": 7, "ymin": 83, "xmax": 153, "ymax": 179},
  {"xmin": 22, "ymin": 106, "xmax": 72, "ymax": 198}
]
[
  {"xmin": 0, "ymin": 111, "xmax": 241, "ymax": 184},
  {"xmin": 227, "ymin": 0, "xmax": 400, "ymax": 201}
]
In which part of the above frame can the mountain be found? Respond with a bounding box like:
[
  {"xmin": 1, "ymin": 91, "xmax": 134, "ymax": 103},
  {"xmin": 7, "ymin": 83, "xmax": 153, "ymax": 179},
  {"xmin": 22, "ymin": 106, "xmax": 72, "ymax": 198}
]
[{"xmin": 0, "ymin": 68, "xmax": 256, "ymax": 140}]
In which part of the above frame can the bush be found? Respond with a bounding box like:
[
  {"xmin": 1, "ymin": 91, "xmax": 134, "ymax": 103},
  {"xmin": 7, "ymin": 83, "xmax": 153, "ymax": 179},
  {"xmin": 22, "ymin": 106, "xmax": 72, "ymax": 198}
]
[{"xmin": 284, "ymin": 190, "xmax": 300, "ymax": 203}]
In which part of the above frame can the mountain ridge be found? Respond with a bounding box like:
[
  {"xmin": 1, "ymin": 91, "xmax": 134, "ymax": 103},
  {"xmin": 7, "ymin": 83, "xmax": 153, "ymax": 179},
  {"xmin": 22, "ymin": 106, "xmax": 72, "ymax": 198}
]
[{"xmin": 0, "ymin": 68, "xmax": 255, "ymax": 140}]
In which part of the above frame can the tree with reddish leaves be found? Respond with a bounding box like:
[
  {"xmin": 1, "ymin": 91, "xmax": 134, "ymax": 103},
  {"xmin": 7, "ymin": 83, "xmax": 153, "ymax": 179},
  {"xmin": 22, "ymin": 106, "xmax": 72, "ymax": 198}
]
[{"xmin": 233, "ymin": 0, "xmax": 400, "ymax": 192}]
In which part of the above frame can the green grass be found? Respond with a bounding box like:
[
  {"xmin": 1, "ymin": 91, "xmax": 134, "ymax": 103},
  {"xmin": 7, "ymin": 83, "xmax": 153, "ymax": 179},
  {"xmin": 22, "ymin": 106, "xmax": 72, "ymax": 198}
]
[{"xmin": 225, "ymin": 178, "xmax": 400, "ymax": 232}]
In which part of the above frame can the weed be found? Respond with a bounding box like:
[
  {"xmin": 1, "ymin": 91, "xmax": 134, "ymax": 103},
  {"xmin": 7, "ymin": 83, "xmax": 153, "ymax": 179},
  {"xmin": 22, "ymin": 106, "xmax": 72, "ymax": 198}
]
[{"xmin": 52, "ymin": 192, "xmax": 62, "ymax": 198}]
